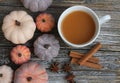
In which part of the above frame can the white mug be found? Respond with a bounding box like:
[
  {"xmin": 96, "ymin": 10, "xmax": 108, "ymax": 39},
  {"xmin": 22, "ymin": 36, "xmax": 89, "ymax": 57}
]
[{"xmin": 58, "ymin": 6, "xmax": 111, "ymax": 48}]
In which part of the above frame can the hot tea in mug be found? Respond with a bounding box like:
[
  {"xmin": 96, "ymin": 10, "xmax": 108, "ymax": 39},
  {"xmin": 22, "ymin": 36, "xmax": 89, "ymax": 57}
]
[
  {"xmin": 61, "ymin": 11, "xmax": 96, "ymax": 44},
  {"xmin": 58, "ymin": 6, "xmax": 111, "ymax": 48}
]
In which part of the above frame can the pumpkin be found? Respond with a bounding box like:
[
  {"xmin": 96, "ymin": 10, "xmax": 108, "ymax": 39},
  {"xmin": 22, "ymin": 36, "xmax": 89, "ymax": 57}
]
[
  {"xmin": 11, "ymin": 45, "xmax": 31, "ymax": 64},
  {"xmin": 2, "ymin": 11, "xmax": 36, "ymax": 44},
  {"xmin": 34, "ymin": 34, "xmax": 60, "ymax": 61},
  {"xmin": 21, "ymin": 0, "xmax": 53, "ymax": 12},
  {"xmin": 36, "ymin": 13, "xmax": 55, "ymax": 32},
  {"xmin": 0, "ymin": 65, "xmax": 13, "ymax": 83},
  {"xmin": 14, "ymin": 62, "xmax": 48, "ymax": 83}
]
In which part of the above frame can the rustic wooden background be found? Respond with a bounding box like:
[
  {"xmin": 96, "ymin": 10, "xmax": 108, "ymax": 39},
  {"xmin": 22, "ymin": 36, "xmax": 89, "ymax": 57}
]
[{"xmin": 0, "ymin": 0, "xmax": 120, "ymax": 83}]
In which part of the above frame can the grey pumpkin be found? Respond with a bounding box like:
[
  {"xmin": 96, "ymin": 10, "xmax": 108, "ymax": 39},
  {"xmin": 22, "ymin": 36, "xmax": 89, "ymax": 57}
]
[
  {"xmin": 21, "ymin": 0, "xmax": 53, "ymax": 12},
  {"xmin": 34, "ymin": 34, "xmax": 60, "ymax": 61}
]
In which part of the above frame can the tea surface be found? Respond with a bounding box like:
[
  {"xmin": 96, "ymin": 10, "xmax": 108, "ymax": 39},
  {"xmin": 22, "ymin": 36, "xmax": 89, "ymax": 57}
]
[{"xmin": 62, "ymin": 11, "xmax": 96, "ymax": 44}]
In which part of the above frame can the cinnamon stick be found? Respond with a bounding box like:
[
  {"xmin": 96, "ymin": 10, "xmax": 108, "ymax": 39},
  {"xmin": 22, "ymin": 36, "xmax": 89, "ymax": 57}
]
[
  {"xmin": 70, "ymin": 51, "xmax": 99, "ymax": 64},
  {"xmin": 71, "ymin": 58, "xmax": 78, "ymax": 64},
  {"xmin": 79, "ymin": 42, "xmax": 102, "ymax": 65},
  {"xmin": 71, "ymin": 58, "xmax": 102, "ymax": 69}
]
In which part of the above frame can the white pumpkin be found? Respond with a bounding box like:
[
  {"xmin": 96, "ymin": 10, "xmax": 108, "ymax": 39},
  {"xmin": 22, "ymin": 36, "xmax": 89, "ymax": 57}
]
[
  {"xmin": 2, "ymin": 11, "xmax": 36, "ymax": 44},
  {"xmin": 0, "ymin": 65, "xmax": 13, "ymax": 83}
]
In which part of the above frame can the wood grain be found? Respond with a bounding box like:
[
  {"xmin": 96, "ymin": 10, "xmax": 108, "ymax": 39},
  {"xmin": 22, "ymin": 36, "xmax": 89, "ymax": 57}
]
[{"xmin": 0, "ymin": 0, "xmax": 120, "ymax": 83}]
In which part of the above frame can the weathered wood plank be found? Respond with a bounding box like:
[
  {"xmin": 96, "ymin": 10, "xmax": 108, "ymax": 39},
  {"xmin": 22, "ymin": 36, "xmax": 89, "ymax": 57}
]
[
  {"xmin": 0, "ymin": 0, "xmax": 119, "ymax": 12},
  {"xmin": 47, "ymin": 70, "xmax": 119, "ymax": 83},
  {"xmin": 0, "ymin": 48, "xmax": 120, "ymax": 71}
]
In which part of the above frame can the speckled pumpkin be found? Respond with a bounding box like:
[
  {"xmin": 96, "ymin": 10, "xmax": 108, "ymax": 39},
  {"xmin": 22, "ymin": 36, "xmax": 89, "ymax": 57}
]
[
  {"xmin": 11, "ymin": 45, "xmax": 31, "ymax": 64},
  {"xmin": 34, "ymin": 34, "xmax": 60, "ymax": 61},
  {"xmin": 36, "ymin": 13, "xmax": 55, "ymax": 32},
  {"xmin": 14, "ymin": 62, "xmax": 48, "ymax": 83},
  {"xmin": 0, "ymin": 65, "xmax": 13, "ymax": 83},
  {"xmin": 21, "ymin": 0, "xmax": 53, "ymax": 12}
]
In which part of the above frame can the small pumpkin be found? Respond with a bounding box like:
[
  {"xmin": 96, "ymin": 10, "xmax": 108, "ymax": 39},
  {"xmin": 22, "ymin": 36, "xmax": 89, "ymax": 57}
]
[
  {"xmin": 34, "ymin": 34, "xmax": 60, "ymax": 61},
  {"xmin": 11, "ymin": 45, "xmax": 31, "ymax": 64},
  {"xmin": 14, "ymin": 62, "xmax": 48, "ymax": 83},
  {"xmin": 21, "ymin": 0, "xmax": 53, "ymax": 12},
  {"xmin": 0, "ymin": 65, "xmax": 13, "ymax": 83},
  {"xmin": 2, "ymin": 11, "xmax": 36, "ymax": 44},
  {"xmin": 36, "ymin": 13, "xmax": 55, "ymax": 32}
]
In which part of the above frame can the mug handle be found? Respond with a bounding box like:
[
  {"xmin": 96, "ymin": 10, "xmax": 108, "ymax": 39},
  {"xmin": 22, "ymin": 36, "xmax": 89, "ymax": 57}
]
[{"xmin": 99, "ymin": 15, "xmax": 111, "ymax": 25}]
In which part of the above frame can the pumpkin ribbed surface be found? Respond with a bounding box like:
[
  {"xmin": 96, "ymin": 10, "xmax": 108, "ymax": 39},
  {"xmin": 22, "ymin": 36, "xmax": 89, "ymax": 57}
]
[
  {"xmin": 14, "ymin": 62, "xmax": 48, "ymax": 83},
  {"xmin": 11, "ymin": 45, "xmax": 31, "ymax": 64},
  {"xmin": 21, "ymin": 0, "xmax": 53, "ymax": 12},
  {"xmin": 34, "ymin": 34, "xmax": 60, "ymax": 61}
]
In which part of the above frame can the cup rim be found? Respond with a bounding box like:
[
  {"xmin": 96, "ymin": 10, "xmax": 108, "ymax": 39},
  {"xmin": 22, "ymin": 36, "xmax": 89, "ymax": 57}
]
[{"xmin": 58, "ymin": 5, "xmax": 100, "ymax": 48}]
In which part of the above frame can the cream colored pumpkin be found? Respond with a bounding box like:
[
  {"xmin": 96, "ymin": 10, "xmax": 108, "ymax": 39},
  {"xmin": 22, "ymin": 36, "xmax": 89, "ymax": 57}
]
[
  {"xmin": 0, "ymin": 65, "xmax": 13, "ymax": 83},
  {"xmin": 2, "ymin": 11, "xmax": 36, "ymax": 44}
]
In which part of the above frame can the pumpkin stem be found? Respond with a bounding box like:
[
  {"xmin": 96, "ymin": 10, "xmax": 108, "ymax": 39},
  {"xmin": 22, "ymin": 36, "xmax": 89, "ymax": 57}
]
[
  {"xmin": 42, "ymin": 19, "xmax": 46, "ymax": 22},
  {"xmin": 27, "ymin": 77, "xmax": 32, "ymax": 82},
  {"xmin": 0, "ymin": 74, "xmax": 3, "ymax": 77},
  {"xmin": 15, "ymin": 20, "xmax": 21, "ymax": 26},
  {"xmin": 44, "ymin": 44, "xmax": 50, "ymax": 49},
  {"xmin": 18, "ymin": 53, "xmax": 22, "ymax": 57}
]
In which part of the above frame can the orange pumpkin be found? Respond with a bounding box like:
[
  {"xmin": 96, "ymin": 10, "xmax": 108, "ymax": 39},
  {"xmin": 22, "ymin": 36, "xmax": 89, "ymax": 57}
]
[
  {"xmin": 36, "ymin": 13, "xmax": 55, "ymax": 32},
  {"xmin": 14, "ymin": 62, "xmax": 48, "ymax": 83},
  {"xmin": 11, "ymin": 45, "xmax": 31, "ymax": 64}
]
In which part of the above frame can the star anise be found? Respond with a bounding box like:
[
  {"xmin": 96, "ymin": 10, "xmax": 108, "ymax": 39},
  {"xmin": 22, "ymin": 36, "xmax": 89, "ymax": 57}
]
[
  {"xmin": 50, "ymin": 62, "xmax": 59, "ymax": 72},
  {"xmin": 63, "ymin": 63, "xmax": 71, "ymax": 72},
  {"xmin": 66, "ymin": 73, "xmax": 76, "ymax": 83}
]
